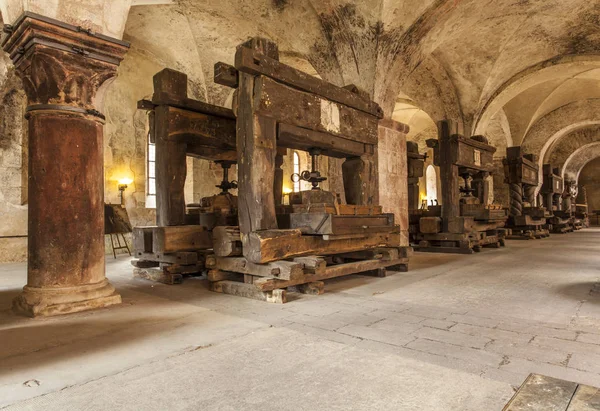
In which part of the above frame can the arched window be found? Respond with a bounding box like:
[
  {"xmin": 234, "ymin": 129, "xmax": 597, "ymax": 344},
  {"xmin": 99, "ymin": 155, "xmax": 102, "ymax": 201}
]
[
  {"xmin": 146, "ymin": 131, "xmax": 156, "ymax": 208},
  {"xmin": 293, "ymin": 151, "xmax": 301, "ymax": 192},
  {"xmin": 426, "ymin": 165, "xmax": 438, "ymax": 204}
]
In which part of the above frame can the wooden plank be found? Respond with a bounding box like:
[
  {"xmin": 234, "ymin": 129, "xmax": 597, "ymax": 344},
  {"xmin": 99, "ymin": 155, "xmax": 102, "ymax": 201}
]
[
  {"xmin": 245, "ymin": 229, "xmax": 402, "ymax": 264},
  {"xmin": 337, "ymin": 248, "xmax": 399, "ymax": 261},
  {"xmin": 234, "ymin": 45, "xmax": 382, "ymax": 118},
  {"xmin": 155, "ymin": 105, "xmax": 187, "ymax": 226},
  {"xmin": 254, "ymin": 76, "xmax": 379, "ymax": 145},
  {"xmin": 236, "ymin": 71, "xmax": 279, "ymax": 255},
  {"xmin": 253, "ymin": 258, "xmax": 408, "ymax": 291},
  {"xmin": 133, "ymin": 251, "xmax": 199, "ymax": 265},
  {"xmin": 567, "ymin": 384, "xmax": 600, "ymax": 410},
  {"xmin": 277, "ymin": 123, "xmax": 367, "ymax": 158},
  {"xmin": 295, "ymin": 281, "xmax": 325, "ymax": 295},
  {"xmin": 210, "ymin": 280, "xmax": 286, "ymax": 303},
  {"xmin": 205, "ymin": 256, "xmax": 304, "ymax": 280},
  {"xmin": 152, "ymin": 225, "xmax": 213, "ymax": 253},
  {"xmin": 503, "ymin": 374, "xmax": 578, "ymax": 411}
]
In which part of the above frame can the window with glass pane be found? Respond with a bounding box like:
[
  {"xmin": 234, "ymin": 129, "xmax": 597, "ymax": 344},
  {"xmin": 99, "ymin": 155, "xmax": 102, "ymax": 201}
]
[
  {"xmin": 147, "ymin": 139, "xmax": 156, "ymax": 208},
  {"xmin": 293, "ymin": 151, "xmax": 300, "ymax": 193}
]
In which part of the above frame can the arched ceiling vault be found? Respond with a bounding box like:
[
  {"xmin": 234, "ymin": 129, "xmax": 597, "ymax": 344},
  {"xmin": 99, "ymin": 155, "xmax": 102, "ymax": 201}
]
[
  {"xmin": 2, "ymin": 0, "xmax": 600, "ymax": 142},
  {"xmin": 563, "ymin": 142, "xmax": 600, "ymax": 182},
  {"xmin": 546, "ymin": 126, "xmax": 600, "ymax": 173},
  {"xmin": 521, "ymin": 99, "xmax": 600, "ymax": 169}
]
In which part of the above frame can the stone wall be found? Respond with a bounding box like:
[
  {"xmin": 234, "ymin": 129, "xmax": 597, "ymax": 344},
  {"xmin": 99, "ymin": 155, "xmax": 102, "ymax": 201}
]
[
  {"xmin": 579, "ymin": 157, "xmax": 600, "ymax": 214},
  {"xmin": 0, "ymin": 52, "xmax": 27, "ymax": 262}
]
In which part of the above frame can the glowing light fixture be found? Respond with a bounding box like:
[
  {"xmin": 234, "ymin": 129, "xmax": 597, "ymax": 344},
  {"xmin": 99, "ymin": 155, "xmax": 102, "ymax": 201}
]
[{"xmin": 118, "ymin": 178, "xmax": 133, "ymax": 205}]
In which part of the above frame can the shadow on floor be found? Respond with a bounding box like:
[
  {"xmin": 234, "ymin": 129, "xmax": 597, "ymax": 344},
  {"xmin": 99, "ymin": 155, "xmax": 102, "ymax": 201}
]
[{"xmin": 556, "ymin": 282, "xmax": 600, "ymax": 304}]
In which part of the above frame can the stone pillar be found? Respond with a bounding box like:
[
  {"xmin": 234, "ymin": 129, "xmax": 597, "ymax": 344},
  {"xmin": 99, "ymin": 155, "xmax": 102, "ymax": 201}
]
[
  {"xmin": 2, "ymin": 13, "xmax": 129, "ymax": 316},
  {"xmin": 377, "ymin": 119, "xmax": 410, "ymax": 248}
]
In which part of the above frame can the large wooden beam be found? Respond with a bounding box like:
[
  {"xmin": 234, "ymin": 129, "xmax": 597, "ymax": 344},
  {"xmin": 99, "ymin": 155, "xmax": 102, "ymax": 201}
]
[
  {"xmin": 234, "ymin": 45, "xmax": 382, "ymax": 118},
  {"xmin": 236, "ymin": 41, "xmax": 279, "ymax": 257},
  {"xmin": 254, "ymin": 76, "xmax": 378, "ymax": 144},
  {"xmin": 245, "ymin": 229, "xmax": 401, "ymax": 264},
  {"xmin": 277, "ymin": 123, "xmax": 367, "ymax": 158}
]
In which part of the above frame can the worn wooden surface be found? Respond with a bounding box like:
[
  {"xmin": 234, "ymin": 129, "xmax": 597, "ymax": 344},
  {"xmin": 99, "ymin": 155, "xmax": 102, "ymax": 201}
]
[
  {"xmin": 277, "ymin": 123, "xmax": 367, "ymax": 158},
  {"xmin": 245, "ymin": 229, "xmax": 402, "ymax": 264},
  {"xmin": 234, "ymin": 44, "xmax": 382, "ymax": 118},
  {"xmin": 504, "ymin": 374, "xmax": 600, "ymax": 411},
  {"xmin": 151, "ymin": 225, "xmax": 213, "ymax": 253},
  {"xmin": 236, "ymin": 71, "xmax": 278, "ymax": 255}
]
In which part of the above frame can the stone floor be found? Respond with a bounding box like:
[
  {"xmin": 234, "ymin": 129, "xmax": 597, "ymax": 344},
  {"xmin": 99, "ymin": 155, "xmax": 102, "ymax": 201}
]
[{"xmin": 1, "ymin": 229, "xmax": 600, "ymax": 410}]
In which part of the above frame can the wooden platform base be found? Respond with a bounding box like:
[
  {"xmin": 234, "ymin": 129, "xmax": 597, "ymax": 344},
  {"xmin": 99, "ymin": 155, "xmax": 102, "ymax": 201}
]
[
  {"xmin": 506, "ymin": 226, "xmax": 550, "ymax": 240},
  {"xmin": 208, "ymin": 251, "xmax": 409, "ymax": 303},
  {"xmin": 414, "ymin": 229, "xmax": 508, "ymax": 254},
  {"xmin": 131, "ymin": 257, "xmax": 205, "ymax": 285}
]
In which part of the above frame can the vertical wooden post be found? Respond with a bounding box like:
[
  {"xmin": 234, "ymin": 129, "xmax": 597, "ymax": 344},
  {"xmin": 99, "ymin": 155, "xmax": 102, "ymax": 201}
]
[
  {"xmin": 342, "ymin": 150, "xmax": 378, "ymax": 205},
  {"xmin": 153, "ymin": 69, "xmax": 189, "ymax": 226},
  {"xmin": 274, "ymin": 152, "xmax": 284, "ymax": 206},
  {"xmin": 438, "ymin": 120, "xmax": 459, "ymax": 232},
  {"xmin": 235, "ymin": 39, "xmax": 279, "ymax": 256}
]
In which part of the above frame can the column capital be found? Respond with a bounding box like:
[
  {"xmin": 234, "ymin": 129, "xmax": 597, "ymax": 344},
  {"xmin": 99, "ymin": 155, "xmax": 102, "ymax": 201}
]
[{"xmin": 2, "ymin": 12, "xmax": 129, "ymax": 109}]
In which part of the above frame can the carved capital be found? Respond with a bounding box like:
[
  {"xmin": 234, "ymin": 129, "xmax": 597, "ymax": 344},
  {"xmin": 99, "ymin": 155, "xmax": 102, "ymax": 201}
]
[{"xmin": 2, "ymin": 13, "xmax": 129, "ymax": 109}]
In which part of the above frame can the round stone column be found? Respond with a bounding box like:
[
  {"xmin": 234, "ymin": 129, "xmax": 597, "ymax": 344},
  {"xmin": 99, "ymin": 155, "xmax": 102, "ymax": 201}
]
[{"xmin": 2, "ymin": 13, "xmax": 129, "ymax": 316}]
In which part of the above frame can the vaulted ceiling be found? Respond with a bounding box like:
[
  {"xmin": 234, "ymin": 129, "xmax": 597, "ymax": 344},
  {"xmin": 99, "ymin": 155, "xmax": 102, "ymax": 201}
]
[{"xmin": 2, "ymin": 0, "xmax": 600, "ymax": 182}]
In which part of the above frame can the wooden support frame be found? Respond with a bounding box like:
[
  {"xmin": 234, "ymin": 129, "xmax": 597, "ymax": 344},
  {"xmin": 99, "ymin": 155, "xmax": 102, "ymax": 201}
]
[{"xmin": 138, "ymin": 68, "xmax": 237, "ymax": 226}]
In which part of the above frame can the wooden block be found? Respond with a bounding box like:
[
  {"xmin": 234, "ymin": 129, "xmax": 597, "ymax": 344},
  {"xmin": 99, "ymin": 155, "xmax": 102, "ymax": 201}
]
[
  {"xmin": 130, "ymin": 259, "xmax": 159, "ymax": 268},
  {"xmin": 363, "ymin": 268, "xmax": 387, "ymax": 277},
  {"xmin": 295, "ymin": 281, "xmax": 325, "ymax": 295},
  {"xmin": 206, "ymin": 269, "xmax": 243, "ymax": 282},
  {"xmin": 419, "ymin": 217, "xmax": 442, "ymax": 234},
  {"xmin": 214, "ymin": 62, "xmax": 239, "ymax": 88},
  {"xmin": 152, "ymin": 225, "xmax": 213, "ymax": 253},
  {"xmin": 133, "ymin": 227, "xmax": 154, "ymax": 253},
  {"xmin": 160, "ymin": 263, "xmax": 204, "ymax": 275},
  {"xmin": 153, "ymin": 68, "xmax": 187, "ymax": 98},
  {"xmin": 292, "ymin": 256, "xmax": 326, "ymax": 275},
  {"xmin": 213, "ymin": 226, "xmax": 242, "ymax": 257},
  {"xmin": 210, "ymin": 280, "xmax": 286, "ymax": 303},
  {"xmin": 133, "ymin": 267, "xmax": 183, "ymax": 285}
]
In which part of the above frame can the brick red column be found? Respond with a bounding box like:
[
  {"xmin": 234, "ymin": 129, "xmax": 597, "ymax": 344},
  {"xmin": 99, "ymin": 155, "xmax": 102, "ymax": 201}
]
[{"xmin": 2, "ymin": 13, "xmax": 129, "ymax": 316}]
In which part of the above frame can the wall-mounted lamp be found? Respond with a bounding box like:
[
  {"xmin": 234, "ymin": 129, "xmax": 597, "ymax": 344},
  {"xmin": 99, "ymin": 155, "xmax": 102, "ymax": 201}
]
[{"xmin": 118, "ymin": 178, "xmax": 133, "ymax": 205}]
